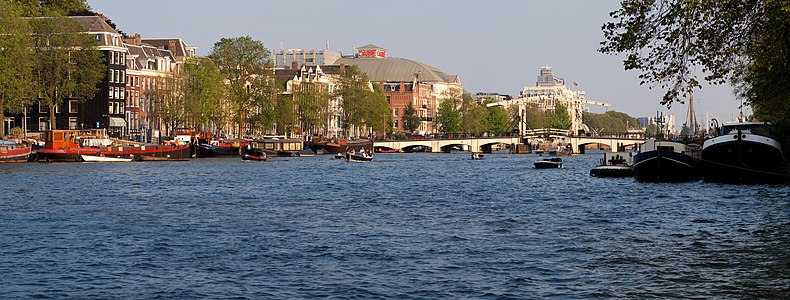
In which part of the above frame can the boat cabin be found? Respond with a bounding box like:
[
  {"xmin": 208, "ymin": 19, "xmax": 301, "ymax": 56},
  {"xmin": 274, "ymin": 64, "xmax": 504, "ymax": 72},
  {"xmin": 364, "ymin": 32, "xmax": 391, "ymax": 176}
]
[
  {"xmin": 719, "ymin": 121, "xmax": 770, "ymax": 136},
  {"xmin": 173, "ymin": 128, "xmax": 213, "ymax": 145},
  {"xmin": 250, "ymin": 138, "xmax": 303, "ymax": 153},
  {"xmin": 44, "ymin": 129, "xmax": 111, "ymax": 149}
]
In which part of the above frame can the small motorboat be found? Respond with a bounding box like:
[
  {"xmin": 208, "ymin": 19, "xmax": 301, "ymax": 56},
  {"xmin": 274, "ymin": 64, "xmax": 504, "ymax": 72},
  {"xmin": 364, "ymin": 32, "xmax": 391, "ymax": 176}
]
[
  {"xmin": 534, "ymin": 157, "xmax": 563, "ymax": 169},
  {"xmin": 241, "ymin": 153, "xmax": 267, "ymax": 161},
  {"xmin": 80, "ymin": 154, "xmax": 133, "ymax": 162},
  {"xmin": 590, "ymin": 152, "xmax": 634, "ymax": 177},
  {"xmin": 347, "ymin": 153, "xmax": 373, "ymax": 162},
  {"xmin": 471, "ymin": 152, "xmax": 484, "ymax": 160},
  {"xmin": 334, "ymin": 153, "xmax": 346, "ymax": 159}
]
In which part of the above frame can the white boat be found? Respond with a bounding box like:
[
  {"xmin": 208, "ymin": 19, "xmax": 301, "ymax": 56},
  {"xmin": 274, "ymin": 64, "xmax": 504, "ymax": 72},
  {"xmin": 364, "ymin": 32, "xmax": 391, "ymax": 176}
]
[
  {"xmin": 80, "ymin": 154, "xmax": 133, "ymax": 162},
  {"xmin": 590, "ymin": 151, "xmax": 634, "ymax": 177}
]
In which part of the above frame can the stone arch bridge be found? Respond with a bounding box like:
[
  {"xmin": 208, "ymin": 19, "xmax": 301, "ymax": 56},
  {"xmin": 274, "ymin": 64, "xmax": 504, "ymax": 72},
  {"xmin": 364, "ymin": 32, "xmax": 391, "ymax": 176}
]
[{"xmin": 374, "ymin": 137, "xmax": 521, "ymax": 153}]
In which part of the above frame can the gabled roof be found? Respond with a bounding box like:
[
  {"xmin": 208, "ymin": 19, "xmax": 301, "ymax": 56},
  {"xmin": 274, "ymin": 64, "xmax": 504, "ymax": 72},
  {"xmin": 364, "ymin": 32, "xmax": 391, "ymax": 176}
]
[
  {"xmin": 141, "ymin": 38, "xmax": 191, "ymax": 58},
  {"xmin": 335, "ymin": 57, "xmax": 457, "ymax": 83},
  {"xmin": 70, "ymin": 16, "xmax": 118, "ymax": 34}
]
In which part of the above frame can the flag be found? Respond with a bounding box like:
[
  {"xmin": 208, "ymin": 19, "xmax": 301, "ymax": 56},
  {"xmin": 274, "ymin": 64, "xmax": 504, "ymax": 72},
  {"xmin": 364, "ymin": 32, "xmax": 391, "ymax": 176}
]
[{"xmin": 573, "ymin": 82, "xmax": 578, "ymax": 86}]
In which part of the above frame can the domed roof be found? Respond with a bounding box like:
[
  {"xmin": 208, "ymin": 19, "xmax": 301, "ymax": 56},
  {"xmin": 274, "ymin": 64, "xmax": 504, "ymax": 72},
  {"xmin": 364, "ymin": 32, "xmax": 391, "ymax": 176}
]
[{"xmin": 335, "ymin": 57, "xmax": 459, "ymax": 84}]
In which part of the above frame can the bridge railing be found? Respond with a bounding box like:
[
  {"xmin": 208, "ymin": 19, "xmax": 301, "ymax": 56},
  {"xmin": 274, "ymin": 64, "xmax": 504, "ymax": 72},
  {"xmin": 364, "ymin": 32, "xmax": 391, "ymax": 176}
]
[{"xmin": 377, "ymin": 133, "xmax": 520, "ymax": 142}]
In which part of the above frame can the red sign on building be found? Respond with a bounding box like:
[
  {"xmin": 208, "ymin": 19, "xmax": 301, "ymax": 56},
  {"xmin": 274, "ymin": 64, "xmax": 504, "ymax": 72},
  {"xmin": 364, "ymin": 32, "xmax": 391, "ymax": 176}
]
[{"xmin": 358, "ymin": 49, "xmax": 386, "ymax": 58}]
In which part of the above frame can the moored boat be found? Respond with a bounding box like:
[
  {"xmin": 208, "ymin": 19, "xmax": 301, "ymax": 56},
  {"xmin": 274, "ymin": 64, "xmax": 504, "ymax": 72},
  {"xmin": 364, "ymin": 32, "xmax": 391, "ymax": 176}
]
[
  {"xmin": 37, "ymin": 130, "xmax": 190, "ymax": 162},
  {"xmin": 196, "ymin": 139, "xmax": 247, "ymax": 157},
  {"xmin": 308, "ymin": 137, "xmax": 372, "ymax": 154},
  {"xmin": 471, "ymin": 152, "xmax": 484, "ymax": 160},
  {"xmin": 0, "ymin": 141, "xmax": 32, "ymax": 163},
  {"xmin": 241, "ymin": 153, "xmax": 268, "ymax": 161},
  {"xmin": 590, "ymin": 151, "xmax": 634, "ymax": 177},
  {"xmin": 534, "ymin": 157, "xmax": 563, "ymax": 168},
  {"xmin": 701, "ymin": 121, "xmax": 790, "ymax": 184},
  {"xmin": 244, "ymin": 138, "xmax": 304, "ymax": 157},
  {"xmin": 633, "ymin": 139, "xmax": 701, "ymax": 182}
]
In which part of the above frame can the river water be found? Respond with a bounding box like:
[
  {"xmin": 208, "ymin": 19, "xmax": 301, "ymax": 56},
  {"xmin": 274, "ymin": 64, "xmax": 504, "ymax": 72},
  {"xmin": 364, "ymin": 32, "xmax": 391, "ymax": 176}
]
[{"xmin": 1, "ymin": 153, "xmax": 789, "ymax": 298}]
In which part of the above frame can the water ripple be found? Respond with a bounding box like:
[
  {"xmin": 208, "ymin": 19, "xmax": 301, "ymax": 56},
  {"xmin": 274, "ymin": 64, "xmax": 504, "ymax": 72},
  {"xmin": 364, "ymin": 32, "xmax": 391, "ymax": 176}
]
[{"xmin": 0, "ymin": 153, "xmax": 789, "ymax": 298}]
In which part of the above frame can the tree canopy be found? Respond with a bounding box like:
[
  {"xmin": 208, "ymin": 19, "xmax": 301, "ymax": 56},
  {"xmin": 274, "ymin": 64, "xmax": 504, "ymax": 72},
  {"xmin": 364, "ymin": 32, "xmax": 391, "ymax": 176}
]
[
  {"xmin": 600, "ymin": 0, "xmax": 790, "ymax": 123},
  {"xmin": 0, "ymin": 2, "xmax": 33, "ymax": 136}
]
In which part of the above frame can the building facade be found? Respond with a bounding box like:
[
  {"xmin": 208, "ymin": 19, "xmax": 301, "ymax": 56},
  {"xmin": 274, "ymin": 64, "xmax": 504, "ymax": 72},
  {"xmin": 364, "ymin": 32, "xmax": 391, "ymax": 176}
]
[
  {"xmin": 273, "ymin": 49, "xmax": 342, "ymax": 70},
  {"xmin": 335, "ymin": 44, "xmax": 463, "ymax": 135}
]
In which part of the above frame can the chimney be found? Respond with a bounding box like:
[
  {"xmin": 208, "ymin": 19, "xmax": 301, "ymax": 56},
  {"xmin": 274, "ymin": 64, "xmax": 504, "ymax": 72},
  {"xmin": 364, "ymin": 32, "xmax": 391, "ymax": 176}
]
[
  {"xmin": 291, "ymin": 60, "xmax": 298, "ymax": 70},
  {"xmin": 168, "ymin": 40, "xmax": 177, "ymax": 53},
  {"xmin": 124, "ymin": 33, "xmax": 142, "ymax": 46},
  {"xmin": 340, "ymin": 64, "xmax": 346, "ymax": 74}
]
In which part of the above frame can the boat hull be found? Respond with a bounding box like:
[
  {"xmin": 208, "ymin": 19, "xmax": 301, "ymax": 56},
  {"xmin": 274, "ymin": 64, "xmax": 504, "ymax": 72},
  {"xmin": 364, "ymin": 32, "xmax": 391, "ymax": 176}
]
[
  {"xmin": 0, "ymin": 144, "xmax": 32, "ymax": 163},
  {"xmin": 590, "ymin": 165, "xmax": 634, "ymax": 177},
  {"xmin": 633, "ymin": 150, "xmax": 701, "ymax": 182},
  {"xmin": 309, "ymin": 139, "xmax": 372, "ymax": 154},
  {"xmin": 702, "ymin": 134, "xmax": 789, "ymax": 184},
  {"xmin": 534, "ymin": 158, "xmax": 563, "ymax": 169},
  {"xmin": 347, "ymin": 153, "xmax": 373, "ymax": 162},
  {"xmin": 241, "ymin": 153, "xmax": 267, "ymax": 161},
  {"xmin": 38, "ymin": 145, "xmax": 190, "ymax": 162},
  {"xmin": 80, "ymin": 155, "xmax": 133, "ymax": 162},
  {"xmin": 196, "ymin": 143, "xmax": 239, "ymax": 157}
]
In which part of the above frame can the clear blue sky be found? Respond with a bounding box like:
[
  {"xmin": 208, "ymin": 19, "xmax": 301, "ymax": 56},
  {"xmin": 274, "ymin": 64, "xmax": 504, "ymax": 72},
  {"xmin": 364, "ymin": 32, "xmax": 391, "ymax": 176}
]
[{"xmin": 90, "ymin": 0, "xmax": 746, "ymax": 125}]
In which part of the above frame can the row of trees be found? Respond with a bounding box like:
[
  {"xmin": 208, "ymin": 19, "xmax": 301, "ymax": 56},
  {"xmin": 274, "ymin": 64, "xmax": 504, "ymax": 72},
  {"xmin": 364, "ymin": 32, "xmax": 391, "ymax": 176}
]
[
  {"xmin": 157, "ymin": 36, "xmax": 391, "ymax": 138},
  {"xmin": 582, "ymin": 110, "xmax": 639, "ymax": 135},
  {"xmin": 0, "ymin": 0, "xmax": 104, "ymax": 136},
  {"xmin": 419, "ymin": 91, "xmax": 512, "ymax": 136}
]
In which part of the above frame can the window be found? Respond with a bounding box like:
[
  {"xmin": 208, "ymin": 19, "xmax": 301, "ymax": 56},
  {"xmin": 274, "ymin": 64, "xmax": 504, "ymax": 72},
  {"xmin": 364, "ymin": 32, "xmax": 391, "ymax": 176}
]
[
  {"xmin": 114, "ymin": 87, "xmax": 119, "ymax": 99},
  {"xmin": 39, "ymin": 117, "xmax": 47, "ymax": 131},
  {"xmin": 69, "ymin": 117, "xmax": 77, "ymax": 130},
  {"xmin": 109, "ymin": 102, "xmax": 113, "ymax": 114},
  {"xmin": 120, "ymin": 70, "xmax": 125, "ymax": 83},
  {"xmin": 394, "ymin": 108, "xmax": 398, "ymax": 116},
  {"xmin": 394, "ymin": 120, "xmax": 398, "ymax": 128},
  {"xmin": 69, "ymin": 100, "xmax": 78, "ymax": 113},
  {"xmin": 108, "ymin": 70, "xmax": 113, "ymax": 83},
  {"xmin": 109, "ymin": 87, "xmax": 114, "ymax": 99},
  {"xmin": 119, "ymin": 102, "xmax": 125, "ymax": 114},
  {"xmin": 38, "ymin": 101, "xmax": 46, "ymax": 113},
  {"xmin": 386, "ymin": 95, "xmax": 391, "ymax": 103},
  {"xmin": 120, "ymin": 88, "xmax": 125, "ymax": 99}
]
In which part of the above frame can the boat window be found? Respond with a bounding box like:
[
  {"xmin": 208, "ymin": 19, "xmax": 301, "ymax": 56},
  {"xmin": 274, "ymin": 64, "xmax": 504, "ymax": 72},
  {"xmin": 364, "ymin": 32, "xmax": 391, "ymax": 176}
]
[{"xmin": 657, "ymin": 146, "xmax": 674, "ymax": 152}]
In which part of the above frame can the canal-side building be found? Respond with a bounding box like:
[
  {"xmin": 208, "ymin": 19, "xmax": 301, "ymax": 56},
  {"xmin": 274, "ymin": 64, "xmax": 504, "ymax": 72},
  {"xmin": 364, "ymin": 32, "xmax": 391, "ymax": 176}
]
[
  {"xmin": 3, "ymin": 16, "xmax": 128, "ymax": 136},
  {"xmin": 335, "ymin": 44, "xmax": 463, "ymax": 135}
]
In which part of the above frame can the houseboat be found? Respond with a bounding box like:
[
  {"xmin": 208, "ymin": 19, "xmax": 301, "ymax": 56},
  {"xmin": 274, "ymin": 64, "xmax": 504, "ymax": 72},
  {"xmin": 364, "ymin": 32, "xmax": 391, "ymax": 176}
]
[
  {"xmin": 702, "ymin": 122, "xmax": 790, "ymax": 184},
  {"xmin": 36, "ymin": 129, "xmax": 190, "ymax": 162},
  {"xmin": 246, "ymin": 137, "xmax": 304, "ymax": 157},
  {"xmin": 0, "ymin": 140, "xmax": 32, "ymax": 163},
  {"xmin": 590, "ymin": 151, "xmax": 634, "ymax": 177},
  {"xmin": 633, "ymin": 139, "xmax": 701, "ymax": 182}
]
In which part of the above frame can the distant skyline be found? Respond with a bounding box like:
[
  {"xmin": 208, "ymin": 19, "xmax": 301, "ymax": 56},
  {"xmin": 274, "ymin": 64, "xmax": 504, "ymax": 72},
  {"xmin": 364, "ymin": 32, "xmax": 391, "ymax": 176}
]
[{"xmin": 89, "ymin": 0, "xmax": 749, "ymax": 125}]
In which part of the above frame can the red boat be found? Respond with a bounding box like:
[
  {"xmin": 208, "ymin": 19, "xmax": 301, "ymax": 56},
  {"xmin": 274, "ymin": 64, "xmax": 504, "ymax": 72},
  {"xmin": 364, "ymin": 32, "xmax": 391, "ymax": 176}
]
[
  {"xmin": 241, "ymin": 153, "xmax": 267, "ymax": 161},
  {"xmin": 0, "ymin": 141, "xmax": 32, "ymax": 163},
  {"xmin": 36, "ymin": 129, "xmax": 190, "ymax": 162}
]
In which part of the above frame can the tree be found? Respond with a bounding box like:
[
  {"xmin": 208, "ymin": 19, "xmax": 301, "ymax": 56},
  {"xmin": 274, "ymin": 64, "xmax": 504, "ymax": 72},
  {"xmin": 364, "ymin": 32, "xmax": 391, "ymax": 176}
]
[
  {"xmin": 546, "ymin": 103, "xmax": 572, "ymax": 130},
  {"xmin": 0, "ymin": 2, "xmax": 34, "ymax": 137},
  {"xmin": 437, "ymin": 98, "xmax": 461, "ymax": 134},
  {"xmin": 157, "ymin": 72, "xmax": 185, "ymax": 136},
  {"xmin": 361, "ymin": 83, "xmax": 391, "ymax": 134},
  {"xmin": 15, "ymin": 0, "xmax": 90, "ymax": 17},
  {"xmin": 486, "ymin": 106, "xmax": 511, "ymax": 136},
  {"xmin": 182, "ymin": 57, "xmax": 226, "ymax": 131},
  {"xmin": 30, "ymin": 14, "xmax": 104, "ymax": 130},
  {"xmin": 600, "ymin": 0, "xmax": 790, "ymax": 117},
  {"xmin": 208, "ymin": 36, "xmax": 271, "ymax": 137},
  {"xmin": 402, "ymin": 103, "xmax": 421, "ymax": 133},
  {"xmin": 333, "ymin": 65, "xmax": 375, "ymax": 137},
  {"xmin": 292, "ymin": 80, "xmax": 329, "ymax": 136},
  {"xmin": 247, "ymin": 72, "xmax": 280, "ymax": 135}
]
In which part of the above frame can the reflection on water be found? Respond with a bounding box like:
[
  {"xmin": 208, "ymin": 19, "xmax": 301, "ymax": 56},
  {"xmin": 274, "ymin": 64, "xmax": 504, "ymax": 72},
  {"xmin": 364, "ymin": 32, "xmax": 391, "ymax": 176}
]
[{"xmin": 0, "ymin": 153, "xmax": 788, "ymax": 298}]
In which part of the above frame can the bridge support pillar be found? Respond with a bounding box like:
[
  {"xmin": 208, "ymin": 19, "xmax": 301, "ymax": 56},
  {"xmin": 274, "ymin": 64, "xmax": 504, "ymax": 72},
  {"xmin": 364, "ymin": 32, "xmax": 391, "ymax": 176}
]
[{"xmin": 577, "ymin": 144, "xmax": 586, "ymax": 154}]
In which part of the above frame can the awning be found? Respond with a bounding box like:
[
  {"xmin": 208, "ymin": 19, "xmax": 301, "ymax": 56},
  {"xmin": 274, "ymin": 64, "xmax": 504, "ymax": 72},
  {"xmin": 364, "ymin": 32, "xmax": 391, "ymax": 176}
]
[{"xmin": 109, "ymin": 117, "xmax": 126, "ymax": 127}]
